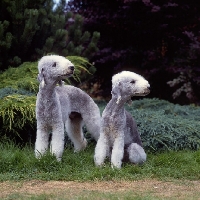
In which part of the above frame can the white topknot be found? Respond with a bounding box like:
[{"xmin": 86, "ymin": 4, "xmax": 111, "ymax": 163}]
[
  {"xmin": 112, "ymin": 71, "xmax": 145, "ymax": 86},
  {"xmin": 38, "ymin": 55, "xmax": 73, "ymax": 73}
]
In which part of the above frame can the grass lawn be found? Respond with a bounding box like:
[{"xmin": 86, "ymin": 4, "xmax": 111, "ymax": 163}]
[
  {"xmin": 0, "ymin": 142, "xmax": 200, "ymax": 199},
  {"xmin": 0, "ymin": 142, "xmax": 200, "ymax": 181}
]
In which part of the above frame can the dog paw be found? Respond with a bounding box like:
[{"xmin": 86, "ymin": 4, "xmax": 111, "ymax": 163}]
[
  {"xmin": 56, "ymin": 157, "xmax": 62, "ymax": 162},
  {"xmin": 95, "ymin": 163, "xmax": 105, "ymax": 168},
  {"xmin": 94, "ymin": 161, "xmax": 105, "ymax": 168},
  {"xmin": 94, "ymin": 156, "xmax": 105, "ymax": 167},
  {"xmin": 74, "ymin": 138, "xmax": 88, "ymax": 153},
  {"xmin": 111, "ymin": 162, "xmax": 121, "ymax": 169}
]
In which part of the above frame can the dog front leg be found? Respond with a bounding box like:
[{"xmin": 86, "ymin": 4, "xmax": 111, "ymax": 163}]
[
  {"xmin": 94, "ymin": 133, "xmax": 108, "ymax": 167},
  {"xmin": 35, "ymin": 126, "xmax": 49, "ymax": 159},
  {"xmin": 50, "ymin": 122, "xmax": 65, "ymax": 161},
  {"xmin": 111, "ymin": 133, "xmax": 124, "ymax": 169}
]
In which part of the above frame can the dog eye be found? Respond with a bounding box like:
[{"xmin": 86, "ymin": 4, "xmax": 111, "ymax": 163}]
[
  {"xmin": 130, "ymin": 80, "xmax": 135, "ymax": 84},
  {"xmin": 52, "ymin": 62, "xmax": 57, "ymax": 67}
]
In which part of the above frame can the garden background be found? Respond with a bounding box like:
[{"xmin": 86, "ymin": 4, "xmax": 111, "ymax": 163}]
[
  {"xmin": 0, "ymin": 0, "xmax": 199, "ymax": 148},
  {"xmin": 0, "ymin": 1, "xmax": 200, "ymax": 199}
]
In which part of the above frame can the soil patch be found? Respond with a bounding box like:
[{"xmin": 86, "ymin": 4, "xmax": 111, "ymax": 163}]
[{"xmin": 0, "ymin": 179, "xmax": 200, "ymax": 199}]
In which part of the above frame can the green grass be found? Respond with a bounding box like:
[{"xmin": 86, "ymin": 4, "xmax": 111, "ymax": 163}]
[
  {"xmin": 1, "ymin": 141, "xmax": 200, "ymax": 199},
  {"xmin": 0, "ymin": 141, "xmax": 200, "ymax": 182}
]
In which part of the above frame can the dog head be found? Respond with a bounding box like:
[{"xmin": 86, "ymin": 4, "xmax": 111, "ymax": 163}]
[
  {"xmin": 111, "ymin": 71, "xmax": 150, "ymax": 104},
  {"xmin": 37, "ymin": 55, "xmax": 74, "ymax": 88}
]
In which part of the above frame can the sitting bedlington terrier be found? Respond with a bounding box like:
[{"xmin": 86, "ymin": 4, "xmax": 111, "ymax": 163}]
[
  {"xmin": 35, "ymin": 55, "xmax": 100, "ymax": 161},
  {"xmin": 94, "ymin": 71, "xmax": 150, "ymax": 169}
]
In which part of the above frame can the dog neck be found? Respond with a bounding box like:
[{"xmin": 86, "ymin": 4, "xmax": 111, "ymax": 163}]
[
  {"xmin": 38, "ymin": 83, "xmax": 58, "ymax": 100},
  {"xmin": 106, "ymin": 97, "xmax": 126, "ymax": 115}
]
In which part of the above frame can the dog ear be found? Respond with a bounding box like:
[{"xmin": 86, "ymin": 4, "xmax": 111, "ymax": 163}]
[
  {"xmin": 37, "ymin": 68, "xmax": 45, "ymax": 88},
  {"xmin": 111, "ymin": 82, "xmax": 122, "ymax": 104}
]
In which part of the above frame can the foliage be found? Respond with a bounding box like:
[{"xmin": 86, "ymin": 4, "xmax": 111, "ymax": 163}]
[
  {"xmin": 0, "ymin": 94, "xmax": 36, "ymax": 139},
  {"xmin": 98, "ymin": 98, "xmax": 200, "ymax": 152},
  {"xmin": 0, "ymin": 54, "xmax": 199, "ymax": 150},
  {"xmin": 36, "ymin": 11, "xmax": 100, "ymax": 60},
  {"xmin": 0, "ymin": 87, "xmax": 35, "ymax": 99},
  {"xmin": 0, "ymin": 61, "xmax": 38, "ymax": 92},
  {"xmin": 0, "ymin": 56, "xmax": 96, "ymax": 141},
  {"xmin": 127, "ymin": 98, "xmax": 200, "ymax": 151},
  {"xmin": 66, "ymin": 0, "xmax": 200, "ymax": 105},
  {"xmin": 0, "ymin": 56, "xmax": 95, "ymax": 92},
  {"xmin": 0, "ymin": 0, "xmax": 100, "ymax": 69},
  {"xmin": 67, "ymin": 56, "xmax": 96, "ymax": 84}
]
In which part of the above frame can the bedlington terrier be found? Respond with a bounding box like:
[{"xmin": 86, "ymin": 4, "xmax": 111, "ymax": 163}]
[
  {"xmin": 35, "ymin": 55, "xmax": 100, "ymax": 161},
  {"xmin": 94, "ymin": 71, "xmax": 150, "ymax": 169}
]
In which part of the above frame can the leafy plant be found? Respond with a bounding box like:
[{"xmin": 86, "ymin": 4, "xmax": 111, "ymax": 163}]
[
  {"xmin": 128, "ymin": 98, "xmax": 200, "ymax": 151},
  {"xmin": 98, "ymin": 98, "xmax": 200, "ymax": 152},
  {"xmin": 0, "ymin": 94, "xmax": 36, "ymax": 139},
  {"xmin": 0, "ymin": 56, "xmax": 96, "ymax": 141},
  {"xmin": 0, "ymin": 0, "xmax": 100, "ymax": 69},
  {"xmin": 66, "ymin": 0, "xmax": 200, "ymax": 104},
  {"xmin": 0, "ymin": 61, "xmax": 38, "ymax": 92},
  {"xmin": 67, "ymin": 56, "xmax": 96, "ymax": 84}
]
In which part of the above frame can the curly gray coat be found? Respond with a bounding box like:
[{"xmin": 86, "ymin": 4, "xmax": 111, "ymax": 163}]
[
  {"xmin": 35, "ymin": 55, "xmax": 100, "ymax": 161},
  {"xmin": 94, "ymin": 71, "xmax": 150, "ymax": 168}
]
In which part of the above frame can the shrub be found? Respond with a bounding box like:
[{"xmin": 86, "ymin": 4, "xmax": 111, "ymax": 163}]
[
  {"xmin": 0, "ymin": 94, "xmax": 36, "ymax": 140},
  {"xmin": 97, "ymin": 98, "xmax": 200, "ymax": 152},
  {"xmin": 0, "ymin": 0, "xmax": 100, "ymax": 69},
  {"xmin": 0, "ymin": 56, "xmax": 95, "ymax": 142},
  {"xmin": 1, "ymin": 57, "xmax": 199, "ymax": 151},
  {"xmin": 67, "ymin": 56, "xmax": 96, "ymax": 84},
  {"xmin": 0, "ymin": 56, "xmax": 95, "ymax": 92},
  {"xmin": 128, "ymin": 98, "xmax": 200, "ymax": 151},
  {"xmin": 0, "ymin": 62, "xmax": 38, "ymax": 93},
  {"xmin": 66, "ymin": 0, "xmax": 200, "ymax": 105}
]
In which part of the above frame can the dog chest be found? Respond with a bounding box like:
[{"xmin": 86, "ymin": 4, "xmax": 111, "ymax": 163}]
[{"xmin": 36, "ymin": 96, "xmax": 62, "ymax": 123}]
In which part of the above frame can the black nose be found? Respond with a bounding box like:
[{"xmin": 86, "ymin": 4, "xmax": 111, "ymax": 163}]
[
  {"xmin": 147, "ymin": 86, "xmax": 151, "ymax": 90},
  {"xmin": 70, "ymin": 66, "xmax": 74, "ymax": 71}
]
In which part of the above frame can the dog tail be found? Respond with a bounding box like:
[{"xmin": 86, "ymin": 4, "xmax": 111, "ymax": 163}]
[{"xmin": 127, "ymin": 143, "xmax": 147, "ymax": 164}]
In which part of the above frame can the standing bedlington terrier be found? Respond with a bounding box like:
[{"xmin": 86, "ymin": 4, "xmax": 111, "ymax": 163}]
[
  {"xmin": 94, "ymin": 71, "xmax": 150, "ymax": 169},
  {"xmin": 35, "ymin": 55, "xmax": 100, "ymax": 161}
]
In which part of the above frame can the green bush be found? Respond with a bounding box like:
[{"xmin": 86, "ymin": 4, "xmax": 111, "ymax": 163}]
[
  {"xmin": 0, "ymin": 94, "xmax": 36, "ymax": 137},
  {"xmin": 97, "ymin": 98, "xmax": 200, "ymax": 152},
  {"xmin": 0, "ymin": 56, "xmax": 95, "ymax": 142},
  {"xmin": 0, "ymin": 58, "xmax": 199, "ymax": 151},
  {"xmin": 67, "ymin": 56, "xmax": 96, "ymax": 84},
  {"xmin": 0, "ymin": 61, "xmax": 38, "ymax": 92},
  {"xmin": 87, "ymin": 99, "xmax": 200, "ymax": 152},
  {"xmin": 0, "ymin": 56, "xmax": 95, "ymax": 92},
  {"xmin": 98, "ymin": 98, "xmax": 200, "ymax": 152},
  {"xmin": 0, "ymin": 87, "xmax": 35, "ymax": 99},
  {"xmin": 127, "ymin": 98, "xmax": 200, "ymax": 151},
  {"xmin": 0, "ymin": 0, "xmax": 100, "ymax": 69}
]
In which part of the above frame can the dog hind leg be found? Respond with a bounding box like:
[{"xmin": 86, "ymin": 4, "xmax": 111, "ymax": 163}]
[{"xmin": 66, "ymin": 112, "xmax": 87, "ymax": 152}]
